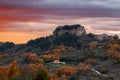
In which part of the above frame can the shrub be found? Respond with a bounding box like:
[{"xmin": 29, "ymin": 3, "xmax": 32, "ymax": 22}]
[
  {"xmin": 35, "ymin": 68, "xmax": 50, "ymax": 80},
  {"xmin": 0, "ymin": 66, "xmax": 8, "ymax": 80},
  {"xmin": 98, "ymin": 65, "xmax": 108, "ymax": 74},
  {"xmin": 112, "ymin": 58, "xmax": 120, "ymax": 64},
  {"xmin": 56, "ymin": 66, "xmax": 77, "ymax": 77},
  {"xmin": 13, "ymin": 64, "xmax": 36, "ymax": 80},
  {"xmin": 50, "ymin": 74, "xmax": 58, "ymax": 80},
  {"xmin": 85, "ymin": 59, "xmax": 97, "ymax": 65},
  {"xmin": 78, "ymin": 63, "xmax": 90, "ymax": 73},
  {"xmin": 7, "ymin": 60, "xmax": 19, "ymax": 79}
]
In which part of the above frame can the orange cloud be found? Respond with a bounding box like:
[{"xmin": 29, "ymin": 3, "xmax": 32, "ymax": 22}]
[
  {"xmin": 0, "ymin": 0, "xmax": 120, "ymax": 44},
  {"xmin": 0, "ymin": 31, "xmax": 52, "ymax": 44}
]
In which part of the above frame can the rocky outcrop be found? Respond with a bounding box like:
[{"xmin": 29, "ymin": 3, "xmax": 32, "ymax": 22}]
[
  {"xmin": 53, "ymin": 24, "xmax": 86, "ymax": 37},
  {"xmin": 95, "ymin": 34, "xmax": 112, "ymax": 40}
]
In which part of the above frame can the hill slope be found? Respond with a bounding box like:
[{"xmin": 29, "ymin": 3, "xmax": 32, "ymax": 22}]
[{"xmin": 0, "ymin": 24, "xmax": 120, "ymax": 80}]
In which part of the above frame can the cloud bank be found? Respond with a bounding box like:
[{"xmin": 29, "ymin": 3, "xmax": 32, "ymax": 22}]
[{"xmin": 0, "ymin": 0, "xmax": 120, "ymax": 43}]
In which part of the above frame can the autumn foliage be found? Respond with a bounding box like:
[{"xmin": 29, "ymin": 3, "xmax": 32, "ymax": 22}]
[
  {"xmin": 107, "ymin": 43, "xmax": 120, "ymax": 57},
  {"xmin": 78, "ymin": 63, "xmax": 90, "ymax": 72},
  {"xmin": 0, "ymin": 60, "xmax": 19, "ymax": 80},
  {"xmin": 23, "ymin": 53, "xmax": 39, "ymax": 63},
  {"xmin": 41, "ymin": 53, "xmax": 60, "ymax": 62},
  {"xmin": 89, "ymin": 42, "xmax": 97, "ymax": 51},
  {"xmin": 56, "ymin": 66, "xmax": 77, "ymax": 79},
  {"xmin": 85, "ymin": 59, "xmax": 97, "ymax": 65},
  {"xmin": 7, "ymin": 60, "xmax": 19, "ymax": 79},
  {"xmin": 0, "ymin": 66, "xmax": 8, "ymax": 80}
]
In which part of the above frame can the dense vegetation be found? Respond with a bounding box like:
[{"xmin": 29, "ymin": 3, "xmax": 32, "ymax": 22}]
[
  {"xmin": 0, "ymin": 25, "xmax": 120, "ymax": 80},
  {"xmin": 0, "ymin": 42, "xmax": 15, "ymax": 52}
]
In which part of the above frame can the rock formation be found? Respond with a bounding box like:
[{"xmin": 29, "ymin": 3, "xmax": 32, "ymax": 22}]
[{"xmin": 53, "ymin": 24, "xmax": 86, "ymax": 37}]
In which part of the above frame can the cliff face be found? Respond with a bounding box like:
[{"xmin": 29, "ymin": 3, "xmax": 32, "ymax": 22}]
[{"xmin": 53, "ymin": 24, "xmax": 86, "ymax": 37}]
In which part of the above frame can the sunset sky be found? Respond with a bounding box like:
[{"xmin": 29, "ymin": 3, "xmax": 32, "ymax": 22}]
[{"xmin": 0, "ymin": 0, "xmax": 120, "ymax": 44}]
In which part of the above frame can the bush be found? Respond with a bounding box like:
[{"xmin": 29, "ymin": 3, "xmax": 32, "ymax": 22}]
[
  {"xmin": 7, "ymin": 60, "xmax": 19, "ymax": 79},
  {"xmin": 35, "ymin": 68, "xmax": 50, "ymax": 80},
  {"xmin": 12, "ymin": 64, "xmax": 35, "ymax": 80},
  {"xmin": 0, "ymin": 42, "xmax": 15, "ymax": 51},
  {"xmin": 60, "ymin": 57, "xmax": 80, "ymax": 63},
  {"xmin": 113, "ymin": 58, "xmax": 120, "ymax": 64},
  {"xmin": 56, "ymin": 66, "xmax": 77, "ymax": 77},
  {"xmin": 98, "ymin": 55, "xmax": 108, "ymax": 61},
  {"xmin": 98, "ymin": 65, "xmax": 108, "ymax": 74},
  {"xmin": 85, "ymin": 59, "xmax": 97, "ymax": 65},
  {"xmin": 79, "ymin": 55, "xmax": 88, "ymax": 62},
  {"xmin": 78, "ymin": 63, "xmax": 90, "ymax": 73}
]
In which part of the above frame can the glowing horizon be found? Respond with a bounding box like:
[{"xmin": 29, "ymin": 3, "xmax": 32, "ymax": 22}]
[{"xmin": 0, "ymin": 0, "xmax": 120, "ymax": 44}]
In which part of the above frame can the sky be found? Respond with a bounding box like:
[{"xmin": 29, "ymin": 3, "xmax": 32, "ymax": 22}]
[{"xmin": 0, "ymin": 0, "xmax": 120, "ymax": 44}]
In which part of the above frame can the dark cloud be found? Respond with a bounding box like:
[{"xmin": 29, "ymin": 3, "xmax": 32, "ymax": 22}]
[
  {"xmin": 0, "ymin": 0, "xmax": 120, "ymax": 43},
  {"xmin": 0, "ymin": 0, "xmax": 120, "ymax": 17}
]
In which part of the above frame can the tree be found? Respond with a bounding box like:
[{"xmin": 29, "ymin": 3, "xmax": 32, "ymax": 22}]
[
  {"xmin": 41, "ymin": 54, "xmax": 55, "ymax": 62},
  {"xmin": 85, "ymin": 59, "xmax": 97, "ymax": 65},
  {"xmin": 0, "ymin": 66, "xmax": 8, "ymax": 80},
  {"xmin": 35, "ymin": 68, "xmax": 50, "ymax": 80},
  {"xmin": 56, "ymin": 66, "xmax": 77, "ymax": 79},
  {"xmin": 13, "ymin": 64, "xmax": 36, "ymax": 80},
  {"xmin": 0, "ymin": 42, "xmax": 15, "ymax": 51},
  {"xmin": 23, "ymin": 53, "xmax": 43, "ymax": 64},
  {"xmin": 78, "ymin": 63, "xmax": 90, "ymax": 73},
  {"xmin": 7, "ymin": 60, "xmax": 19, "ymax": 79},
  {"xmin": 50, "ymin": 74, "xmax": 58, "ymax": 80},
  {"xmin": 53, "ymin": 53, "xmax": 60, "ymax": 60}
]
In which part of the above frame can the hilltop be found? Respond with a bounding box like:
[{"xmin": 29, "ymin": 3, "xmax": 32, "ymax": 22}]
[
  {"xmin": 0, "ymin": 24, "xmax": 113, "ymax": 54},
  {"xmin": 53, "ymin": 24, "xmax": 86, "ymax": 37},
  {"xmin": 0, "ymin": 24, "xmax": 120, "ymax": 80}
]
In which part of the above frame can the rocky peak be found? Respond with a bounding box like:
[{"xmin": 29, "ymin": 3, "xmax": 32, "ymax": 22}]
[{"xmin": 53, "ymin": 24, "xmax": 86, "ymax": 37}]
